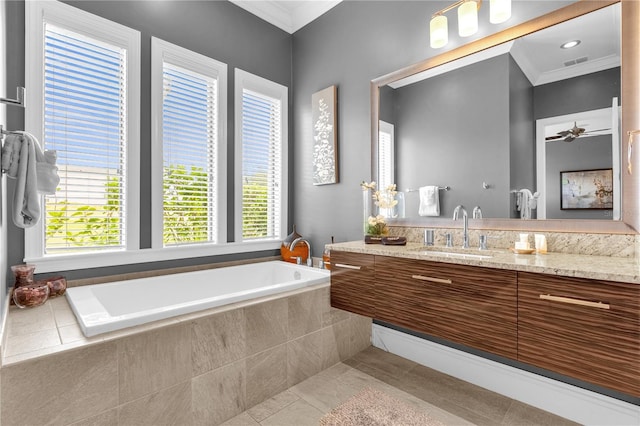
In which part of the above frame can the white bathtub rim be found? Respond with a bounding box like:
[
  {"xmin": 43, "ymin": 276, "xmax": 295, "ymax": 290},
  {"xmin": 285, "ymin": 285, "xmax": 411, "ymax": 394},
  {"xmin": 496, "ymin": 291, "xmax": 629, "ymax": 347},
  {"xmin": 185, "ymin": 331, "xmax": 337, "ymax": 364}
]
[{"xmin": 66, "ymin": 261, "xmax": 330, "ymax": 337}]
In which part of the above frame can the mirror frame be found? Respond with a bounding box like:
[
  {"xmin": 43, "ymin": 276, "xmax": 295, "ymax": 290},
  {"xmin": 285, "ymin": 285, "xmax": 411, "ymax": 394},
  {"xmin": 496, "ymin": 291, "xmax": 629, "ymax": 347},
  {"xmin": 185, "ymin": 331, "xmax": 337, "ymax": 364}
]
[{"xmin": 371, "ymin": 0, "xmax": 639, "ymax": 234}]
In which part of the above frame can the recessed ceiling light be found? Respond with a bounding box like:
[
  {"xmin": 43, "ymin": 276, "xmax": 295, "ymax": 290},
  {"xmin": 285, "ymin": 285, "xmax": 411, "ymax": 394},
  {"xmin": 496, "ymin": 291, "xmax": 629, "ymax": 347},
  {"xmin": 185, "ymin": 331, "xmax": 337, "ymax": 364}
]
[{"xmin": 561, "ymin": 40, "xmax": 581, "ymax": 49}]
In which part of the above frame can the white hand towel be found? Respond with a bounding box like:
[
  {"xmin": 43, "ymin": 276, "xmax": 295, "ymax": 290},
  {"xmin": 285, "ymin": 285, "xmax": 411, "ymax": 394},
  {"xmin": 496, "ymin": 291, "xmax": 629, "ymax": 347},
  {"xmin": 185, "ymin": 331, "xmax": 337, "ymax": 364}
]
[
  {"xmin": 1, "ymin": 134, "xmax": 22, "ymax": 176},
  {"xmin": 418, "ymin": 185, "xmax": 440, "ymax": 217},
  {"xmin": 7, "ymin": 134, "xmax": 40, "ymax": 227},
  {"xmin": 35, "ymin": 147, "xmax": 60, "ymax": 195}
]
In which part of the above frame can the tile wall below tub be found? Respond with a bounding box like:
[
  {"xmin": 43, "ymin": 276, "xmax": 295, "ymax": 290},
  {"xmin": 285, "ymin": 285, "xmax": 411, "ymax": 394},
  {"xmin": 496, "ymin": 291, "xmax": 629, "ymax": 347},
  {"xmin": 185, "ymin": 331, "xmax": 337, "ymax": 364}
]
[{"xmin": 0, "ymin": 285, "xmax": 371, "ymax": 426}]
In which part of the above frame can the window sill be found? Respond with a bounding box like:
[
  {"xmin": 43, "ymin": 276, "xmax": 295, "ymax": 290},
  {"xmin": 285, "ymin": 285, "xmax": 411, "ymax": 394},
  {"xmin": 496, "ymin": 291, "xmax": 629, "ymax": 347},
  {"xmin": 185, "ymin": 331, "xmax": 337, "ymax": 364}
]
[{"xmin": 24, "ymin": 240, "xmax": 282, "ymax": 274}]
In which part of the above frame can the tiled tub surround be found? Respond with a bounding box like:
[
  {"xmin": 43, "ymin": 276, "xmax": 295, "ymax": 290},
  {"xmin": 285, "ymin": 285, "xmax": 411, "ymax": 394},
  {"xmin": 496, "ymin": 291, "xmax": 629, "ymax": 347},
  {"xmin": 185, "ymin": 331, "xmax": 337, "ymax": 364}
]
[
  {"xmin": 388, "ymin": 226, "xmax": 638, "ymax": 258},
  {"xmin": 0, "ymin": 282, "xmax": 372, "ymax": 425}
]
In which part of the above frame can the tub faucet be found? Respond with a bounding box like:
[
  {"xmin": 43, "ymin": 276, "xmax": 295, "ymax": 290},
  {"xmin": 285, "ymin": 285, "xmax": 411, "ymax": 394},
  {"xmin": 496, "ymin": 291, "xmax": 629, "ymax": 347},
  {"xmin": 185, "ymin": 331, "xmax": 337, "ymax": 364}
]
[
  {"xmin": 452, "ymin": 205, "xmax": 469, "ymax": 249},
  {"xmin": 290, "ymin": 237, "xmax": 313, "ymax": 267}
]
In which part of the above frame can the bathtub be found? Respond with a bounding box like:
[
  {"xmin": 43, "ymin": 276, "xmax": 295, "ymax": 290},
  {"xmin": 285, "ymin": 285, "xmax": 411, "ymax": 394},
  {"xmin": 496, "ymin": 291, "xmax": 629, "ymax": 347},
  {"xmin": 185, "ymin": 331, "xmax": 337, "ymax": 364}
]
[{"xmin": 66, "ymin": 260, "xmax": 330, "ymax": 337}]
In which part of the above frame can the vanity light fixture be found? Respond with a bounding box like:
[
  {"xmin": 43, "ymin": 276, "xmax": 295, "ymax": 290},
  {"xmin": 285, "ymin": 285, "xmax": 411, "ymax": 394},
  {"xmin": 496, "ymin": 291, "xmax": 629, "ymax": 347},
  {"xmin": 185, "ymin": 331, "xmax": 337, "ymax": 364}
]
[
  {"xmin": 458, "ymin": 1, "xmax": 479, "ymax": 37},
  {"xmin": 429, "ymin": 0, "xmax": 511, "ymax": 48},
  {"xmin": 489, "ymin": 0, "xmax": 511, "ymax": 24},
  {"xmin": 561, "ymin": 40, "xmax": 581, "ymax": 49},
  {"xmin": 430, "ymin": 14, "xmax": 449, "ymax": 48}
]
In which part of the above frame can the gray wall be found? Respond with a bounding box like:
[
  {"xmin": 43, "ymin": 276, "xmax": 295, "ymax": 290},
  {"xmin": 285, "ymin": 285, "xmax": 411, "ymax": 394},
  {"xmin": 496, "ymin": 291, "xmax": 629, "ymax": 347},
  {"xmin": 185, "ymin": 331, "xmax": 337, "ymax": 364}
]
[
  {"xmin": 292, "ymin": 1, "xmax": 574, "ymax": 250},
  {"xmin": 4, "ymin": 0, "xmax": 293, "ymax": 281},
  {"xmin": 392, "ymin": 54, "xmax": 511, "ymax": 219},
  {"xmin": 508, "ymin": 55, "xmax": 535, "ymax": 218},
  {"xmin": 534, "ymin": 67, "xmax": 621, "ymax": 120}
]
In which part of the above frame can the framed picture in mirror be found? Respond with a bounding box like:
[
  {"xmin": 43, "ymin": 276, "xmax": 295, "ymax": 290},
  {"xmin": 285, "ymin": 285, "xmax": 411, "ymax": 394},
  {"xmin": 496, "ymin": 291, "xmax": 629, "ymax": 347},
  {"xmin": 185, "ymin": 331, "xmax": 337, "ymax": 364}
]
[{"xmin": 560, "ymin": 169, "xmax": 613, "ymax": 210}]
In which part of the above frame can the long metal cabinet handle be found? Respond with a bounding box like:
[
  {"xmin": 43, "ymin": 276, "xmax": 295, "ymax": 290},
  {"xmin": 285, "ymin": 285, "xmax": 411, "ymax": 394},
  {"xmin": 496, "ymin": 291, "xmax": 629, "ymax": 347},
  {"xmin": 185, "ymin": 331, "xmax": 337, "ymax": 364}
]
[
  {"xmin": 411, "ymin": 275, "xmax": 452, "ymax": 284},
  {"xmin": 539, "ymin": 294, "xmax": 610, "ymax": 310},
  {"xmin": 334, "ymin": 263, "xmax": 362, "ymax": 270}
]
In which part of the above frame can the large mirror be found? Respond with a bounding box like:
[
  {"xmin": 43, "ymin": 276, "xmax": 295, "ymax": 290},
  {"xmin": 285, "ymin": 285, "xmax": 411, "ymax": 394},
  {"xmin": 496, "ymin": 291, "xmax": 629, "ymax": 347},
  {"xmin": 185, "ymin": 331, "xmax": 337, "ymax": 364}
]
[{"xmin": 372, "ymin": 0, "xmax": 639, "ymax": 233}]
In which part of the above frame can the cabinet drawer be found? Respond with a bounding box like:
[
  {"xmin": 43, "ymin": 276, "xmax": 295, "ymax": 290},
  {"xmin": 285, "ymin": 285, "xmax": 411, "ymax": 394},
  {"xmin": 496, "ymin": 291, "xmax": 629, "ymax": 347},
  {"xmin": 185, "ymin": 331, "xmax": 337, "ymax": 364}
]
[
  {"xmin": 518, "ymin": 272, "xmax": 640, "ymax": 397},
  {"xmin": 375, "ymin": 256, "xmax": 517, "ymax": 359},
  {"xmin": 330, "ymin": 251, "xmax": 375, "ymax": 317}
]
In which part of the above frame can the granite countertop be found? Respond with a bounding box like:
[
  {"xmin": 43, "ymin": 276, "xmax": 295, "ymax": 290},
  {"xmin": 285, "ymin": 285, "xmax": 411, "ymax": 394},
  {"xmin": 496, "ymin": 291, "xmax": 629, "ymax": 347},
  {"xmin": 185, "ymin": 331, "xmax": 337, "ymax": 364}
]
[{"xmin": 328, "ymin": 241, "xmax": 640, "ymax": 285}]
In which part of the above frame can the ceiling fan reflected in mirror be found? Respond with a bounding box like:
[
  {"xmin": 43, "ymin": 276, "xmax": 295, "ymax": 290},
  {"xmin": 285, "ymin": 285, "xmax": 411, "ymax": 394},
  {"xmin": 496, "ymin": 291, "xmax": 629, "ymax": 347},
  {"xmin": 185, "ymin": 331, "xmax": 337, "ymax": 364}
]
[{"xmin": 545, "ymin": 121, "xmax": 611, "ymax": 142}]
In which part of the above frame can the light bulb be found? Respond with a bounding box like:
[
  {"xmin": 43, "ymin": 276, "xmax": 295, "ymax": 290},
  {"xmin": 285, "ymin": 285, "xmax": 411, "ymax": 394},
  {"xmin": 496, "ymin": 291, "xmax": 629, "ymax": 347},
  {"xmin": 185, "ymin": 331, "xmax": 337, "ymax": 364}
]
[
  {"xmin": 490, "ymin": 0, "xmax": 511, "ymax": 24},
  {"xmin": 430, "ymin": 14, "xmax": 448, "ymax": 49},
  {"xmin": 458, "ymin": 1, "xmax": 478, "ymax": 37}
]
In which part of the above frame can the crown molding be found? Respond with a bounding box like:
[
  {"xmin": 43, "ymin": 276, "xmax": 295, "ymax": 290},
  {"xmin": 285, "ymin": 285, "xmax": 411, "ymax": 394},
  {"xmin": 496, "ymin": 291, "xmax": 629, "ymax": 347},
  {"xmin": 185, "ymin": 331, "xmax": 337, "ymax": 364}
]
[{"xmin": 229, "ymin": 0, "xmax": 342, "ymax": 34}]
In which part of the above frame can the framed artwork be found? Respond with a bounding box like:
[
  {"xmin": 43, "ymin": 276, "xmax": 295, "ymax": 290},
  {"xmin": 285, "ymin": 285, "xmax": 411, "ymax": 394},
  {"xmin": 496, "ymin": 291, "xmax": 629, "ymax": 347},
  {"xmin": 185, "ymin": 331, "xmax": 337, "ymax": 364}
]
[
  {"xmin": 560, "ymin": 168, "xmax": 613, "ymax": 210},
  {"xmin": 312, "ymin": 85, "xmax": 338, "ymax": 185}
]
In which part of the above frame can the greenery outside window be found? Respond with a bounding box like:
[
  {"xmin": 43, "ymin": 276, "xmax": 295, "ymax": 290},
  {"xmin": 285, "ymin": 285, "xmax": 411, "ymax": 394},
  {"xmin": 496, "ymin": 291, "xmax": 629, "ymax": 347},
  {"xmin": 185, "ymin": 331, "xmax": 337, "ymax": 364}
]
[
  {"xmin": 150, "ymin": 37, "xmax": 227, "ymax": 248},
  {"xmin": 24, "ymin": 0, "xmax": 141, "ymax": 271},
  {"xmin": 234, "ymin": 69, "xmax": 288, "ymax": 243}
]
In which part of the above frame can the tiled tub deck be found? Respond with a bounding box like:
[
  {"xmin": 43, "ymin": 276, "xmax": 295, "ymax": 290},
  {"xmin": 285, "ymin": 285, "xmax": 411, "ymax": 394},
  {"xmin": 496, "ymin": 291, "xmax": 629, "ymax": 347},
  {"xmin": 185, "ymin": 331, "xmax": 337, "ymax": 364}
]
[{"xmin": 0, "ymin": 281, "xmax": 372, "ymax": 425}]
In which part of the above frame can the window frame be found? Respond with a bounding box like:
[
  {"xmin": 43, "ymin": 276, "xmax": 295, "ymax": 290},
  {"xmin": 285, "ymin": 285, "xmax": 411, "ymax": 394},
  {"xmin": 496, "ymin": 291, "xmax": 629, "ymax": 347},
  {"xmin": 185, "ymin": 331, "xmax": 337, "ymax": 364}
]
[
  {"xmin": 24, "ymin": 0, "xmax": 141, "ymax": 272},
  {"xmin": 150, "ymin": 37, "xmax": 228, "ymax": 251},
  {"xmin": 234, "ymin": 69, "xmax": 288, "ymax": 244}
]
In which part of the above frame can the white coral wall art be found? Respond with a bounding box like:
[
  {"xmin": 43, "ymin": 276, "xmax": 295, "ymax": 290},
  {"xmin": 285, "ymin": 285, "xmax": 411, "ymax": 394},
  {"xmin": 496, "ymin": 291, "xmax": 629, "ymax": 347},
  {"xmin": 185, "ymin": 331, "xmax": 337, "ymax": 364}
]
[{"xmin": 312, "ymin": 86, "xmax": 338, "ymax": 185}]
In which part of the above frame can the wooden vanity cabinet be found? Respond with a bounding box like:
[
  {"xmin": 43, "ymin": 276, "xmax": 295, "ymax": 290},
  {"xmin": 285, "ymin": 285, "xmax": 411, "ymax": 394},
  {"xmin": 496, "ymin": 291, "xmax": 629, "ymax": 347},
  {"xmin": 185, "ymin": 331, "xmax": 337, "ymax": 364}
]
[
  {"xmin": 330, "ymin": 251, "xmax": 376, "ymax": 317},
  {"xmin": 518, "ymin": 272, "xmax": 640, "ymax": 397},
  {"xmin": 374, "ymin": 255, "xmax": 518, "ymax": 359}
]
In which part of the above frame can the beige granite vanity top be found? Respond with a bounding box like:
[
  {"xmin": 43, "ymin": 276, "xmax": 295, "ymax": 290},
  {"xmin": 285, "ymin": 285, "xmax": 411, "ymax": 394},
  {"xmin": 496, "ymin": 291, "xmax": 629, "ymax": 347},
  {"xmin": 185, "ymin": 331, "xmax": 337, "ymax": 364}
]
[{"xmin": 328, "ymin": 241, "xmax": 640, "ymax": 284}]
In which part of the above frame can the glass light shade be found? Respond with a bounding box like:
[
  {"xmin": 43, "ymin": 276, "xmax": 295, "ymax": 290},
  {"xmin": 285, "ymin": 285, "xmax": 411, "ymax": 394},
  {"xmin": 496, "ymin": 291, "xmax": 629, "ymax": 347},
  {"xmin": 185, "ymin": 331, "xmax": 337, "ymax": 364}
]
[
  {"xmin": 458, "ymin": 1, "xmax": 478, "ymax": 37},
  {"xmin": 490, "ymin": 0, "xmax": 511, "ymax": 24},
  {"xmin": 430, "ymin": 15, "xmax": 448, "ymax": 48}
]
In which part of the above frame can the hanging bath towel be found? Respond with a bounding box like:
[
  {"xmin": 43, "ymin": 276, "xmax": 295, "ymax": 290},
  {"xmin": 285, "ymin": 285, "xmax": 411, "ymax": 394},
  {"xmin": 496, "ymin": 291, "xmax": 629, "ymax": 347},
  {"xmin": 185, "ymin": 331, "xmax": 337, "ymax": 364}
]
[{"xmin": 418, "ymin": 186, "xmax": 440, "ymax": 217}]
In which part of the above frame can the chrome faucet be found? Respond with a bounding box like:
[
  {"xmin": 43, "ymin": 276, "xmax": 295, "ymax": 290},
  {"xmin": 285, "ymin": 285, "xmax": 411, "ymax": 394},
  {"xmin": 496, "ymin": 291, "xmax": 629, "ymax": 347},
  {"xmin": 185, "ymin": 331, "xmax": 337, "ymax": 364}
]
[
  {"xmin": 290, "ymin": 237, "xmax": 313, "ymax": 267},
  {"xmin": 452, "ymin": 205, "xmax": 469, "ymax": 249},
  {"xmin": 472, "ymin": 206, "xmax": 483, "ymax": 219}
]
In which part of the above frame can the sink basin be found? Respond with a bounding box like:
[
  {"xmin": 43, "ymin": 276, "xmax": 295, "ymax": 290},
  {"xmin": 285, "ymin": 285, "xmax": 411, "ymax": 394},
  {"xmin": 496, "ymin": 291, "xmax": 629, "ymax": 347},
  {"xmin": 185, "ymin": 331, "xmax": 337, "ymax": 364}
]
[
  {"xmin": 419, "ymin": 251, "xmax": 493, "ymax": 260},
  {"xmin": 409, "ymin": 246, "xmax": 495, "ymax": 259}
]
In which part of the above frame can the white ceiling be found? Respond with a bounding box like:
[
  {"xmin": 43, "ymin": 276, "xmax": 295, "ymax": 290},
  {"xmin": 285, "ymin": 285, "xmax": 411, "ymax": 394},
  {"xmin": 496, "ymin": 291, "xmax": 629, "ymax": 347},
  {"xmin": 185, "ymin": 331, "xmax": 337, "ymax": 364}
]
[{"xmin": 229, "ymin": 0, "xmax": 342, "ymax": 34}]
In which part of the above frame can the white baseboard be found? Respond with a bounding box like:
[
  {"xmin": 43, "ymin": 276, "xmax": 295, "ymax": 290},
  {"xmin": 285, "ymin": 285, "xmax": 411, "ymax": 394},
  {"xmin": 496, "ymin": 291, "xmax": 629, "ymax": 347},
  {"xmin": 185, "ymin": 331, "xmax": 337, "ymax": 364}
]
[{"xmin": 372, "ymin": 324, "xmax": 640, "ymax": 426}]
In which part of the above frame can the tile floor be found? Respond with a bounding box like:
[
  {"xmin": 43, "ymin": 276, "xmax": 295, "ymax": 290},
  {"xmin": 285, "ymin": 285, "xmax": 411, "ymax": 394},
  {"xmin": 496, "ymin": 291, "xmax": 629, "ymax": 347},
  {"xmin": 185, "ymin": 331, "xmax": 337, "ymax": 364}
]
[{"xmin": 223, "ymin": 346, "xmax": 578, "ymax": 426}]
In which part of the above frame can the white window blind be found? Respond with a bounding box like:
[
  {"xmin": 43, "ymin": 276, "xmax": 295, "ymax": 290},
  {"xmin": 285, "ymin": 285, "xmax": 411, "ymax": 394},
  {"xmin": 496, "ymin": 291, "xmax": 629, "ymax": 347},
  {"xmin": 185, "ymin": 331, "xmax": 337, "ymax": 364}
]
[
  {"xmin": 43, "ymin": 24, "xmax": 127, "ymax": 253},
  {"xmin": 161, "ymin": 63, "xmax": 218, "ymax": 246},
  {"xmin": 378, "ymin": 120, "xmax": 395, "ymax": 191},
  {"xmin": 241, "ymin": 89, "xmax": 282, "ymax": 240}
]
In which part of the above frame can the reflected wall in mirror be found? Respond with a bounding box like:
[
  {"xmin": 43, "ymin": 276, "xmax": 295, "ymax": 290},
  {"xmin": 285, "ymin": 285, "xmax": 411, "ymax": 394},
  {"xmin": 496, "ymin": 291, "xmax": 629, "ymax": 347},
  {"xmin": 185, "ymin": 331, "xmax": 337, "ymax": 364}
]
[{"xmin": 375, "ymin": 2, "xmax": 622, "ymax": 222}]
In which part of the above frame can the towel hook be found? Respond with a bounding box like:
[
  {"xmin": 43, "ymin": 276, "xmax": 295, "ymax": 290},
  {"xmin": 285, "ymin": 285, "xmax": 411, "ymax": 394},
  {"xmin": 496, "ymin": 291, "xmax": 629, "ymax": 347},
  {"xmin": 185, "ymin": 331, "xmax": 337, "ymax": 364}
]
[{"xmin": 0, "ymin": 87, "xmax": 26, "ymax": 108}]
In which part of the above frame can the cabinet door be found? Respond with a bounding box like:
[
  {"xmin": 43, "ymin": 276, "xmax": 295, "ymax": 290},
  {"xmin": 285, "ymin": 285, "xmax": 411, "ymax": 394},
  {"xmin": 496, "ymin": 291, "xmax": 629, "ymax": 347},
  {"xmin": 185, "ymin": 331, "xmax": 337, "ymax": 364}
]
[
  {"xmin": 375, "ymin": 256, "xmax": 517, "ymax": 359},
  {"xmin": 330, "ymin": 251, "xmax": 375, "ymax": 317},
  {"xmin": 518, "ymin": 272, "xmax": 640, "ymax": 397}
]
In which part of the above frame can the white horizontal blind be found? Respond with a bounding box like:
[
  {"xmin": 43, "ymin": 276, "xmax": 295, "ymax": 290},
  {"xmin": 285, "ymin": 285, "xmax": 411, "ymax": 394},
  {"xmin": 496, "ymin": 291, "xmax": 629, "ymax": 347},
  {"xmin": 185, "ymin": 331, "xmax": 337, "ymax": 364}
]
[
  {"xmin": 43, "ymin": 24, "xmax": 127, "ymax": 254},
  {"xmin": 241, "ymin": 89, "xmax": 282, "ymax": 240},
  {"xmin": 162, "ymin": 63, "xmax": 217, "ymax": 246},
  {"xmin": 378, "ymin": 121, "xmax": 395, "ymax": 191}
]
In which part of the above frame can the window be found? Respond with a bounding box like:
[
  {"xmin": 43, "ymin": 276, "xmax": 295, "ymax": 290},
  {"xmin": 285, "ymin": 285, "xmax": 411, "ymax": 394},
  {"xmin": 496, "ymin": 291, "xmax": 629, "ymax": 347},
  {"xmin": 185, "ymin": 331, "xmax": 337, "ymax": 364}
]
[
  {"xmin": 378, "ymin": 120, "xmax": 395, "ymax": 191},
  {"xmin": 235, "ymin": 69, "xmax": 288, "ymax": 243},
  {"xmin": 150, "ymin": 38, "xmax": 227, "ymax": 248},
  {"xmin": 25, "ymin": 0, "xmax": 140, "ymax": 268}
]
